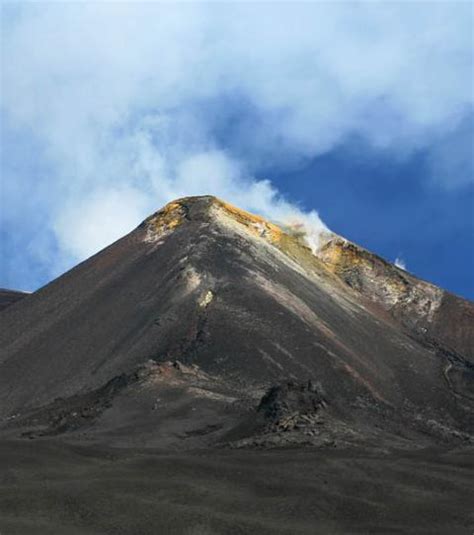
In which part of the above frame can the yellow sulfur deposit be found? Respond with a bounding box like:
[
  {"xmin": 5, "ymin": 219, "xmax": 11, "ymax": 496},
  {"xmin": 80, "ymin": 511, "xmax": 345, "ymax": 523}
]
[
  {"xmin": 143, "ymin": 196, "xmax": 331, "ymax": 279},
  {"xmin": 317, "ymin": 239, "xmax": 365, "ymax": 274},
  {"xmin": 143, "ymin": 201, "xmax": 188, "ymax": 242},
  {"xmin": 213, "ymin": 198, "xmax": 284, "ymax": 243}
]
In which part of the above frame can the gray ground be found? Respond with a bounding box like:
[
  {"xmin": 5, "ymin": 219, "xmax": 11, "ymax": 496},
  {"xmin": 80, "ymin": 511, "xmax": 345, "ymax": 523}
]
[{"xmin": 1, "ymin": 440, "xmax": 473, "ymax": 535}]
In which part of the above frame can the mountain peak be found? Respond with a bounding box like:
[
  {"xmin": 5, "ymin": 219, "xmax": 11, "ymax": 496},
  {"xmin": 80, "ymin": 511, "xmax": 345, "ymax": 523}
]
[
  {"xmin": 1, "ymin": 193, "xmax": 473, "ymax": 457},
  {"xmin": 141, "ymin": 195, "xmax": 286, "ymax": 247}
]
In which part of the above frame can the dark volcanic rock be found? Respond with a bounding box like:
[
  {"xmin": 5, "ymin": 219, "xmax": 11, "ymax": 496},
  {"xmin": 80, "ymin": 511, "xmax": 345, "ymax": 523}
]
[{"xmin": 258, "ymin": 381, "xmax": 327, "ymax": 425}]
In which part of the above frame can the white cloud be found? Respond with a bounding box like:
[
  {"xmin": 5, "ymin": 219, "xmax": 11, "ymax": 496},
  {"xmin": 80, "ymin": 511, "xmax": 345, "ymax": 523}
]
[
  {"xmin": 1, "ymin": 3, "xmax": 472, "ymax": 277},
  {"xmin": 53, "ymin": 186, "xmax": 150, "ymax": 260}
]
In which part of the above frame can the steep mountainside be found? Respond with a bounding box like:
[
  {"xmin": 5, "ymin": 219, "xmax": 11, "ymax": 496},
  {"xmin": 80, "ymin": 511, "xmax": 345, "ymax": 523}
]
[
  {"xmin": 0, "ymin": 196, "xmax": 472, "ymax": 449},
  {"xmin": 317, "ymin": 237, "xmax": 474, "ymax": 362}
]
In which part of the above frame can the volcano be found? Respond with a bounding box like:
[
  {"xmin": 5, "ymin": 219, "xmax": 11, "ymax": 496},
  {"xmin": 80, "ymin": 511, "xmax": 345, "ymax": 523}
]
[{"xmin": 1, "ymin": 196, "xmax": 473, "ymax": 534}]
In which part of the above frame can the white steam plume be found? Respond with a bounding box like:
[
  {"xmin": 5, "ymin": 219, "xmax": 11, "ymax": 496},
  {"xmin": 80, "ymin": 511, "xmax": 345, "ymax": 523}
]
[{"xmin": 395, "ymin": 257, "xmax": 407, "ymax": 271}]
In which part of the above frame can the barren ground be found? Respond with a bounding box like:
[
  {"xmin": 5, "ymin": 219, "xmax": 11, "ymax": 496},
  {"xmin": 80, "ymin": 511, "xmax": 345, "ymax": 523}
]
[{"xmin": 0, "ymin": 440, "xmax": 473, "ymax": 535}]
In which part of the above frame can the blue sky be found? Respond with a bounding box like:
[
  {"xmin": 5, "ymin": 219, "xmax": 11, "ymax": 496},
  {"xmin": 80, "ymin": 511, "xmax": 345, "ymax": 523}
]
[{"xmin": 1, "ymin": 3, "xmax": 473, "ymax": 299}]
